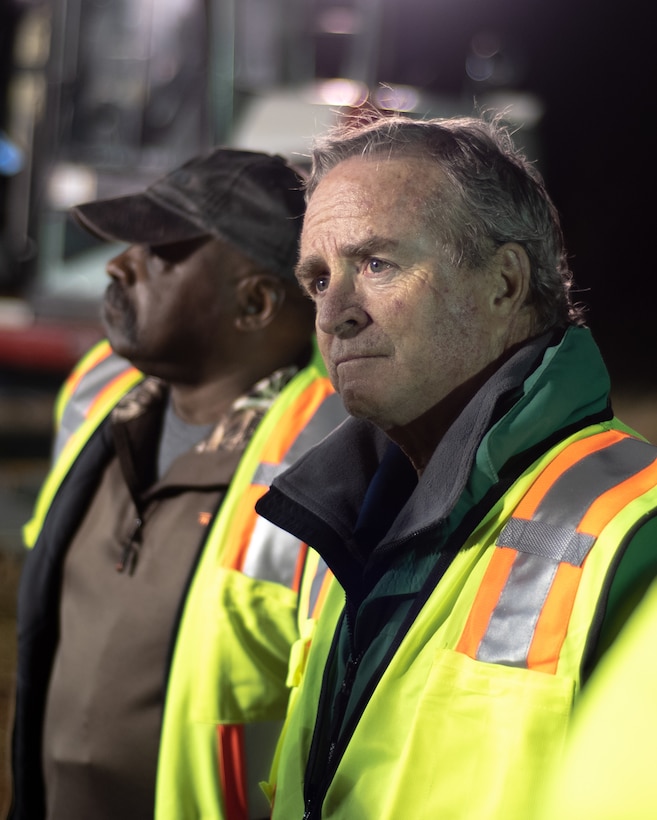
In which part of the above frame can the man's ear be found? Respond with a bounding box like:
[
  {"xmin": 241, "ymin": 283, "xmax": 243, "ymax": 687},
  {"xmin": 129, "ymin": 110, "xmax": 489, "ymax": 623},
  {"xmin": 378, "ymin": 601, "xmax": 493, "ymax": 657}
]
[
  {"xmin": 490, "ymin": 242, "xmax": 531, "ymax": 317},
  {"xmin": 234, "ymin": 275, "xmax": 286, "ymax": 331}
]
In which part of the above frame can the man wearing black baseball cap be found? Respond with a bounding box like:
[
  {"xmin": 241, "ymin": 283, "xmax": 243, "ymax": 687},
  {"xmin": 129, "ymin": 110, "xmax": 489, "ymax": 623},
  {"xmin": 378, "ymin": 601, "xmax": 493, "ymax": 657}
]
[{"xmin": 9, "ymin": 148, "xmax": 346, "ymax": 820}]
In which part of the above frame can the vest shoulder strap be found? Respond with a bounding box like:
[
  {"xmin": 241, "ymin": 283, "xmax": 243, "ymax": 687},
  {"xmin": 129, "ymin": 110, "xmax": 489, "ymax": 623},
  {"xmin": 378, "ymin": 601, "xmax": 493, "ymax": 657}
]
[
  {"xmin": 24, "ymin": 342, "xmax": 143, "ymax": 547},
  {"xmin": 53, "ymin": 340, "xmax": 142, "ymax": 459}
]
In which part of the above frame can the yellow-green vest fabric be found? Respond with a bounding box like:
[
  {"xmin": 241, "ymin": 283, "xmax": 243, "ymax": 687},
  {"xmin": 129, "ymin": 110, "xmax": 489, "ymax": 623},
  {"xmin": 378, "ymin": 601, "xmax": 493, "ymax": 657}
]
[
  {"xmin": 270, "ymin": 423, "xmax": 657, "ymax": 820},
  {"xmin": 24, "ymin": 339, "xmax": 345, "ymax": 820},
  {"xmin": 533, "ymin": 577, "xmax": 657, "ymax": 820}
]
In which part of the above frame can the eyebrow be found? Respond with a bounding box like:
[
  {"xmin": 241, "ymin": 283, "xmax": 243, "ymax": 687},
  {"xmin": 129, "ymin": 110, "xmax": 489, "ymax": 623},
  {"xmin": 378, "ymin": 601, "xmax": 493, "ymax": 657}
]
[{"xmin": 295, "ymin": 235, "xmax": 401, "ymax": 282}]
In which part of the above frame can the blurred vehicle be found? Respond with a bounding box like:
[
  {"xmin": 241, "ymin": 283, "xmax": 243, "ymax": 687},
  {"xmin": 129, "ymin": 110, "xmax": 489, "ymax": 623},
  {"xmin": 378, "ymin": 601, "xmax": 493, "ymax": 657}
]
[
  {"xmin": 0, "ymin": 0, "xmax": 542, "ymax": 451},
  {"xmin": 0, "ymin": 0, "xmax": 215, "ymax": 380}
]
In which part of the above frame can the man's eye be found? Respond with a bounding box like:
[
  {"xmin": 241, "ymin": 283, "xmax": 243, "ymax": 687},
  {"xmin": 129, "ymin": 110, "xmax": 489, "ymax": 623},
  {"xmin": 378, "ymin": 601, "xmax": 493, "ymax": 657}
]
[
  {"xmin": 366, "ymin": 258, "xmax": 391, "ymax": 274},
  {"xmin": 314, "ymin": 275, "xmax": 330, "ymax": 293}
]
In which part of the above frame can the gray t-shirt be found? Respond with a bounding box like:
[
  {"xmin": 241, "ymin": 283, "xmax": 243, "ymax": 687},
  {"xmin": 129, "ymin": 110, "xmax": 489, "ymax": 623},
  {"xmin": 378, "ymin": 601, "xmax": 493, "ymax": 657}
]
[{"xmin": 157, "ymin": 397, "xmax": 215, "ymax": 478}]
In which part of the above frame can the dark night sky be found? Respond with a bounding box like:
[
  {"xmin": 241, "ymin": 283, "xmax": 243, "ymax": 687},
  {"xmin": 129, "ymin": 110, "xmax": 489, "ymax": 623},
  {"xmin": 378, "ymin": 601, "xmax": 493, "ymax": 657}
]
[
  {"xmin": 367, "ymin": 0, "xmax": 655, "ymax": 390},
  {"xmin": 516, "ymin": 0, "xmax": 654, "ymax": 388}
]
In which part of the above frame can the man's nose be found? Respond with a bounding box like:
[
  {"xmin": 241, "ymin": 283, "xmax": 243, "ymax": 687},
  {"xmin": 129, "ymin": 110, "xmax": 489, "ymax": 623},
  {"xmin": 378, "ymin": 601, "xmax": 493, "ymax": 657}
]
[
  {"xmin": 315, "ymin": 276, "xmax": 369, "ymax": 339},
  {"xmin": 106, "ymin": 245, "xmax": 143, "ymax": 284}
]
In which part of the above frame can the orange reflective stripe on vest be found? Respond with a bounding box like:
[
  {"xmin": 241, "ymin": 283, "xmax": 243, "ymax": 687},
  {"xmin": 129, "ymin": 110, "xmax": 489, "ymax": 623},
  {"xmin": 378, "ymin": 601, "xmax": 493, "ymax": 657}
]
[
  {"xmin": 219, "ymin": 386, "xmax": 341, "ymax": 576},
  {"xmin": 457, "ymin": 430, "xmax": 657, "ymax": 673},
  {"xmin": 218, "ymin": 725, "xmax": 248, "ymax": 820},
  {"xmin": 296, "ymin": 549, "xmax": 334, "ymax": 627},
  {"xmin": 307, "ymin": 557, "xmax": 333, "ymax": 621},
  {"xmin": 59, "ymin": 340, "xmax": 114, "ymax": 405},
  {"xmin": 85, "ymin": 366, "xmax": 142, "ymax": 419}
]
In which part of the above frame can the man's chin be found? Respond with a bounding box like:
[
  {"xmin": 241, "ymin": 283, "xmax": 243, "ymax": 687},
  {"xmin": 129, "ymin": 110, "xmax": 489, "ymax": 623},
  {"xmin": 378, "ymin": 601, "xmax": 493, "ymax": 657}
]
[
  {"xmin": 102, "ymin": 324, "xmax": 139, "ymax": 362},
  {"xmin": 102, "ymin": 311, "xmax": 138, "ymax": 359},
  {"xmin": 340, "ymin": 391, "xmax": 379, "ymax": 422}
]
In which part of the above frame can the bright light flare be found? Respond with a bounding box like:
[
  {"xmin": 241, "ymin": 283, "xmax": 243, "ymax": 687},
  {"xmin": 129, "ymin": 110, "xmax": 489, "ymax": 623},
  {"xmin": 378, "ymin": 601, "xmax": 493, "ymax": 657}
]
[
  {"xmin": 47, "ymin": 163, "xmax": 98, "ymax": 209},
  {"xmin": 374, "ymin": 85, "xmax": 421, "ymax": 113},
  {"xmin": 310, "ymin": 78, "xmax": 369, "ymax": 107}
]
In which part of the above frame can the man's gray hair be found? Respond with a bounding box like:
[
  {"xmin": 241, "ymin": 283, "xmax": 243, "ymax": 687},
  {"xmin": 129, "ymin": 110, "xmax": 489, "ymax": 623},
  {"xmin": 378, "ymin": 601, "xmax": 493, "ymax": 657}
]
[{"xmin": 306, "ymin": 115, "xmax": 584, "ymax": 331}]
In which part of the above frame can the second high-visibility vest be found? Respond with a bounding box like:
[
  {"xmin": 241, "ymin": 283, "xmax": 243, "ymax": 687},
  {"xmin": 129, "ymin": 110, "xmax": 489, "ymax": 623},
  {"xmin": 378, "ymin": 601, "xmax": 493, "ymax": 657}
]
[{"xmin": 156, "ymin": 348, "xmax": 346, "ymax": 820}]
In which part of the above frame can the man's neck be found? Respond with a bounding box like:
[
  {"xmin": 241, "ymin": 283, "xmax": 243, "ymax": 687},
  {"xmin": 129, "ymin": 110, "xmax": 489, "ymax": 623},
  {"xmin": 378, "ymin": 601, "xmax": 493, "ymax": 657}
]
[{"xmin": 168, "ymin": 373, "xmax": 257, "ymax": 425}]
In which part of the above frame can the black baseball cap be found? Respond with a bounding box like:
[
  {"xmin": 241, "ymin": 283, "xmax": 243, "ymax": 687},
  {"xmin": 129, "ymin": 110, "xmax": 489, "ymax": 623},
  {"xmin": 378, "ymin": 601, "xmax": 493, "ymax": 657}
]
[{"xmin": 71, "ymin": 148, "xmax": 306, "ymax": 280}]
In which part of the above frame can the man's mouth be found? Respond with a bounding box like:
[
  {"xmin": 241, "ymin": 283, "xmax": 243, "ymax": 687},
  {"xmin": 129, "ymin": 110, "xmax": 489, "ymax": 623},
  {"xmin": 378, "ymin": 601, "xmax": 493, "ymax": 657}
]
[
  {"xmin": 103, "ymin": 280, "xmax": 131, "ymax": 312},
  {"xmin": 334, "ymin": 353, "xmax": 380, "ymax": 367},
  {"xmin": 101, "ymin": 281, "xmax": 137, "ymax": 344}
]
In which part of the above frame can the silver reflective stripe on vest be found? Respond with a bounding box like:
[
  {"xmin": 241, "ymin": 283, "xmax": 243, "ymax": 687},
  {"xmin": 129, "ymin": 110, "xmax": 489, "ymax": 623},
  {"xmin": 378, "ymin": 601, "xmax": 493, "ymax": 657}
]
[
  {"xmin": 241, "ymin": 516, "xmax": 303, "ymax": 585},
  {"xmin": 477, "ymin": 552, "xmax": 558, "ymax": 666},
  {"xmin": 242, "ymin": 393, "xmax": 347, "ymax": 583},
  {"xmin": 54, "ymin": 348, "xmax": 138, "ymax": 460},
  {"xmin": 476, "ymin": 434, "xmax": 657, "ymax": 667},
  {"xmin": 251, "ymin": 393, "xmax": 346, "ymax": 487},
  {"xmin": 497, "ymin": 436, "xmax": 657, "ymax": 565}
]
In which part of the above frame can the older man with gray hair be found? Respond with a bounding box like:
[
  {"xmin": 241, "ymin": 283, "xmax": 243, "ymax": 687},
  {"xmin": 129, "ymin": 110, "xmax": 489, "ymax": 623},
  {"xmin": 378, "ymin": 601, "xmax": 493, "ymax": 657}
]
[{"xmin": 255, "ymin": 115, "xmax": 657, "ymax": 819}]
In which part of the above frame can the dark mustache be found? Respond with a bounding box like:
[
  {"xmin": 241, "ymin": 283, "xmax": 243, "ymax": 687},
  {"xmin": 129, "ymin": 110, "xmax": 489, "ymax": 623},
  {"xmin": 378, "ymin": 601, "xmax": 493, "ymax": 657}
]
[
  {"xmin": 103, "ymin": 280, "xmax": 131, "ymax": 313},
  {"xmin": 101, "ymin": 280, "xmax": 138, "ymax": 344}
]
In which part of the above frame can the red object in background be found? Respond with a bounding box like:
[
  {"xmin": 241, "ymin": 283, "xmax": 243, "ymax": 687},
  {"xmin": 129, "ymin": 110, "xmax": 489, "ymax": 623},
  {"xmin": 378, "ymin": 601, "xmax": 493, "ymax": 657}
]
[{"xmin": 0, "ymin": 319, "xmax": 103, "ymax": 375}]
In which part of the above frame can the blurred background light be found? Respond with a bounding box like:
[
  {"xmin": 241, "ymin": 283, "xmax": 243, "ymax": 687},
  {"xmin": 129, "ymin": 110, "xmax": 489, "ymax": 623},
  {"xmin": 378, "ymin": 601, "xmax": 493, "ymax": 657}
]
[
  {"xmin": 46, "ymin": 164, "xmax": 98, "ymax": 210},
  {"xmin": 374, "ymin": 84, "xmax": 421, "ymax": 112},
  {"xmin": 0, "ymin": 133, "xmax": 23, "ymax": 177},
  {"xmin": 313, "ymin": 77, "xmax": 369, "ymax": 106}
]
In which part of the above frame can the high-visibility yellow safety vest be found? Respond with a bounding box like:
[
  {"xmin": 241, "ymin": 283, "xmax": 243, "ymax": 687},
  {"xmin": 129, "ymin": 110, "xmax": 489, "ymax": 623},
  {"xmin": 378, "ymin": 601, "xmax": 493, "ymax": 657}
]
[
  {"xmin": 24, "ymin": 339, "xmax": 347, "ymax": 820},
  {"xmin": 269, "ymin": 424, "xmax": 657, "ymax": 820},
  {"xmin": 533, "ymin": 576, "xmax": 657, "ymax": 820}
]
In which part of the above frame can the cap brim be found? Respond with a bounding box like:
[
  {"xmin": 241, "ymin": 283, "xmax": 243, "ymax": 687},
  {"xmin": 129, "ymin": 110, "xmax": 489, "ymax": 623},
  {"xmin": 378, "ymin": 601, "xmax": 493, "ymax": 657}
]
[{"xmin": 71, "ymin": 192, "xmax": 210, "ymax": 245}]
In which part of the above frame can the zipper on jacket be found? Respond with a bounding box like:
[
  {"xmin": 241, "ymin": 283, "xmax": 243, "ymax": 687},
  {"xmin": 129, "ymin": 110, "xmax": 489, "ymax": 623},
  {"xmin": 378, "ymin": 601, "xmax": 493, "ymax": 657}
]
[
  {"xmin": 302, "ymin": 667, "xmax": 364, "ymax": 820},
  {"xmin": 303, "ymin": 598, "xmax": 364, "ymax": 819},
  {"xmin": 116, "ymin": 516, "xmax": 143, "ymax": 574},
  {"xmin": 327, "ymin": 596, "xmax": 363, "ymax": 756},
  {"xmin": 327, "ymin": 647, "xmax": 363, "ymax": 765}
]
